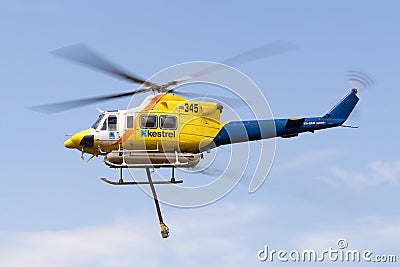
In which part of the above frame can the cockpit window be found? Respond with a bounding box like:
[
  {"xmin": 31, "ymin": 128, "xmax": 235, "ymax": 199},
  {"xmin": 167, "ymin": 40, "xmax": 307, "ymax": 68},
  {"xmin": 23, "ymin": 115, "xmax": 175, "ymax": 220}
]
[
  {"xmin": 108, "ymin": 116, "xmax": 117, "ymax": 131},
  {"xmin": 140, "ymin": 114, "xmax": 157, "ymax": 129},
  {"xmin": 160, "ymin": 115, "xmax": 177, "ymax": 130},
  {"xmin": 101, "ymin": 120, "xmax": 107, "ymax": 130},
  {"xmin": 91, "ymin": 114, "xmax": 104, "ymax": 129}
]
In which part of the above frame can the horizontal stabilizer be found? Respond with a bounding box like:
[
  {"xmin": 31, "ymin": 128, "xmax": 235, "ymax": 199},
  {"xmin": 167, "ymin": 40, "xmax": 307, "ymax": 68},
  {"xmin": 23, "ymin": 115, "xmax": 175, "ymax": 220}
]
[
  {"xmin": 281, "ymin": 133, "xmax": 299, "ymax": 138},
  {"xmin": 285, "ymin": 118, "xmax": 305, "ymax": 128}
]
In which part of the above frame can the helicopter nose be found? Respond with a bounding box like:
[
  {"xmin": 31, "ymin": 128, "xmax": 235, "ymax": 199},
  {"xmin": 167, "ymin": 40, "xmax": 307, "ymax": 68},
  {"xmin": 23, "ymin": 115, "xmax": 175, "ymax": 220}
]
[
  {"xmin": 64, "ymin": 138, "xmax": 75, "ymax": 149},
  {"xmin": 64, "ymin": 129, "xmax": 92, "ymax": 149}
]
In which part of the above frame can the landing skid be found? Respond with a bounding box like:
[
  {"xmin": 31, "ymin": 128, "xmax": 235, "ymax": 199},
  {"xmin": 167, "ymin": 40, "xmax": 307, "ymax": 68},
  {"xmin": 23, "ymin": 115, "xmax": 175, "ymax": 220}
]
[
  {"xmin": 101, "ymin": 178, "xmax": 183, "ymax": 185},
  {"xmin": 101, "ymin": 167, "xmax": 180, "ymax": 239}
]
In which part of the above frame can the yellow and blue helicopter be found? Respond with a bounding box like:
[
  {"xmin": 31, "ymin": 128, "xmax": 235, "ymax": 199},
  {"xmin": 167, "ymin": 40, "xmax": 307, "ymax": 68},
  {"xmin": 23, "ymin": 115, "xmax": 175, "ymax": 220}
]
[{"xmin": 31, "ymin": 43, "xmax": 362, "ymax": 238}]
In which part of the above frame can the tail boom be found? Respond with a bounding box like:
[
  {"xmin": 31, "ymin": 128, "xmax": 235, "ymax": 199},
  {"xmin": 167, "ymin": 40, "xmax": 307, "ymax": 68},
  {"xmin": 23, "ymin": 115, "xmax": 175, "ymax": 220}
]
[{"xmin": 206, "ymin": 89, "xmax": 359, "ymax": 149}]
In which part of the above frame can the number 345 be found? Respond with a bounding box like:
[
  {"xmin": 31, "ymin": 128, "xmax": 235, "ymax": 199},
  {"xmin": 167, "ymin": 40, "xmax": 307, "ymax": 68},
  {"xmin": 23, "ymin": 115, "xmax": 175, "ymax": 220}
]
[{"xmin": 184, "ymin": 103, "xmax": 198, "ymax": 113}]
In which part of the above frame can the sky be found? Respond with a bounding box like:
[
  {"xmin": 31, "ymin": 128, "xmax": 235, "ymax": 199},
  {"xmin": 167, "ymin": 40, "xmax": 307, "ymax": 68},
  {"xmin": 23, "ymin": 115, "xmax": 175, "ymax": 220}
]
[{"xmin": 0, "ymin": 1, "xmax": 399, "ymax": 266}]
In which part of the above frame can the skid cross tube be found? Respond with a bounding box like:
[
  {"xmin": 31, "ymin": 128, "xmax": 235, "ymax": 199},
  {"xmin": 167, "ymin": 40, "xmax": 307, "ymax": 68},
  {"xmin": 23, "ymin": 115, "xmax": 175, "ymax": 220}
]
[{"xmin": 171, "ymin": 167, "xmax": 175, "ymax": 183}]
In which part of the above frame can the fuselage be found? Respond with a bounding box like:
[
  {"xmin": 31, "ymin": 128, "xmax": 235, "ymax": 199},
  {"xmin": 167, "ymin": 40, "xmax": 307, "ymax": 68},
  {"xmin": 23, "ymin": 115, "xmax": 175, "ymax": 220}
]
[{"xmin": 64, "ymin": 89, "xmax": 359, "ymax": 165}]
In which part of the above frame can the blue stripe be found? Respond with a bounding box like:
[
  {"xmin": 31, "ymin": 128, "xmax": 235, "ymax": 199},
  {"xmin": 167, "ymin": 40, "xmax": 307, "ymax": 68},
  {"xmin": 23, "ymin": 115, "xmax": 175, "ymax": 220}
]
[
  {"xmin": 212, "ymin": 120, "xmax": 275, "ymax": 147},
  {"xmin": 209, "ymin": 117, "xmax": 344, "ymax": 148}
]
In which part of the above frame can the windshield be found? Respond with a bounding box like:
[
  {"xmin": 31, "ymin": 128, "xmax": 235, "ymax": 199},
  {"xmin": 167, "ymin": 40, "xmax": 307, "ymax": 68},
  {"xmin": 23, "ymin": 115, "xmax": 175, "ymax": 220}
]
[{"xmin": 91, "ymin": 114, "xmax": 104, "ymax": 129}]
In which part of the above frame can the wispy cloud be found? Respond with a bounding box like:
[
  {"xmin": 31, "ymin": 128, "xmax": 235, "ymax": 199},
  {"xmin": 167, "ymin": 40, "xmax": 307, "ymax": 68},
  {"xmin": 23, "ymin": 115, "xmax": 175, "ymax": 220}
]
[
  {"xmin": 325, "ymin": 160, "xmax": 400, "ymax": 188},
  {"xmin": 0, "ymin": 203, "xmax": 266, "ymax": 267},
  {"xmin": 1, "ymin": 198, "xmax": 399, "ymax": 266}
]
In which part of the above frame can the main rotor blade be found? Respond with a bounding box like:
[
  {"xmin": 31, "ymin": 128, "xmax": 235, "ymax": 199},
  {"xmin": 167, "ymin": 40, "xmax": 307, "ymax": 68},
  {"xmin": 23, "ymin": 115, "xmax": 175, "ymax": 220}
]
[
  {"xmin": 52, "ymin": 44, "xmax": 156, "ymax": 86},
  {"xmin": 175, "ymin": 40, "xmax": 298, "ymax": 83},
  {"xmin": 33, "ymin": 41, "xmax": 296, "ymax": 114},
  {"xmin": 171, "ymin": 90, "xmax": 246, "ymax": 108},
  {"xmin": 223, "ymin": 40, "xmax": 298, "ymax": 66},
  {"xmin": 28, "ymin": 90, "xmax": 142, "ymax": 114}
]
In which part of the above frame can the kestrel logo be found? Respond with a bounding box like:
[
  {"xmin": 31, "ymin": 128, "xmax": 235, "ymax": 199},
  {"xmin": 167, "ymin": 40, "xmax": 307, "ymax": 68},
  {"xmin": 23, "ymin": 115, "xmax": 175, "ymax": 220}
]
[{"xmin": 140, "ymin": 129, "xmax": 176, "ymax": 138}]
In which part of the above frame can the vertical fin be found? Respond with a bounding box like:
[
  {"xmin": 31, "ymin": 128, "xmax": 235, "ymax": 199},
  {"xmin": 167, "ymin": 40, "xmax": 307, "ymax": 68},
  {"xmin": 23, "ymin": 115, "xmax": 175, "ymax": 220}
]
[{"xmin": 324, "ymin": 89, "xmax": 359, "ymax": 120}]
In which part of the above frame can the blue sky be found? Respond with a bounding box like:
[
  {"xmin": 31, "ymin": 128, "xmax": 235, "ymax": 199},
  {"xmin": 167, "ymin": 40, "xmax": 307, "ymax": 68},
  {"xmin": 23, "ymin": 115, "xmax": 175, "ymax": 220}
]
[{"xmin": 0, "ymin": 1, "xmax": 399, "ymax": 266}]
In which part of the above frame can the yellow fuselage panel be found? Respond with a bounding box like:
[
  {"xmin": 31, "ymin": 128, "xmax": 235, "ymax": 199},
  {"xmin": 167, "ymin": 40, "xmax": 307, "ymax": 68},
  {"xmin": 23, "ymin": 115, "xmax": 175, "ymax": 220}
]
[
  {"xmin": 179, "ymin": 117, "xmax": 222, "ymax": 152},
  {"xmin": 64, "ymin": 94, "xmax": 225, "ymax": 154},
  {"xmin": 121, "ymin": 94, "xmax": 223, "ymax": 153}
]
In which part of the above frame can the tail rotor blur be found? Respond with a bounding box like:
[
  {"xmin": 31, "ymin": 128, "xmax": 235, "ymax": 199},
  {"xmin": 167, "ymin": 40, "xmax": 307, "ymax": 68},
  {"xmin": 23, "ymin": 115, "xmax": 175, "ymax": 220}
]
[
  {"xmin": 345, "ymin": 69, "xmax": 375, "ymax": 123},
  {"xmin": 346, "ymin": 70, "xmax": 375, "ymax": 91}
]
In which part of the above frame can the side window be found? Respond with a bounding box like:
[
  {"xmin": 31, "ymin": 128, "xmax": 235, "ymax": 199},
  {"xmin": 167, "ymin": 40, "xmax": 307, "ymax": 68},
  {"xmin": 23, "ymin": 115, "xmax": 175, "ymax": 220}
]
[
  {"xmin": 160, "ymin": 115, "xmax": 177, "ymax": 130},
  {"xmin": 108, "ymin": 116, "xmax": 117, "ymax": 131},
  {"xmin": 140, "ymin": 114, "xmax": 157, "ymax": 129},
  {"xmin": 127, "ymin": 116, "xmax": 134, "ymax": 129}
]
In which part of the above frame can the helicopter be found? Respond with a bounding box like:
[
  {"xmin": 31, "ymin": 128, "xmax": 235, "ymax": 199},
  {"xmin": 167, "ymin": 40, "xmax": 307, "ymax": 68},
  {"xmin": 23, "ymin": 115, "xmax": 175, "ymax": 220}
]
[{"xmin": 31, "ymin": 42, "xmax": 363, "ymax": 238}]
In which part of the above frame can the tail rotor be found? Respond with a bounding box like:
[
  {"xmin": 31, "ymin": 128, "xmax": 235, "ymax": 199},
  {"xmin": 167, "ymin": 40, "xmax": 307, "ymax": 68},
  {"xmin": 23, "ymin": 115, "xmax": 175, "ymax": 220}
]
[{"xmin": 346, "ymin": 69, "xmax": 375, "ymax": 91}]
